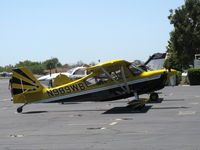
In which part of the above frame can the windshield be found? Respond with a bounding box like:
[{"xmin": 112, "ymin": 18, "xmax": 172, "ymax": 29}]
[
  {"xmin": 73, "ymin": 69, "xmax": 86, "ymax": 75},
  {"xmin": 67, "ymin": 68, "xmax": 75, "ymax": 74}
]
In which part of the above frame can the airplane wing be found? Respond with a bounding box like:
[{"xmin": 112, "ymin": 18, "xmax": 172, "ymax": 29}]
[{"xmin": 86, "ymin": 59, "xmax": 131, "ymax": 71}]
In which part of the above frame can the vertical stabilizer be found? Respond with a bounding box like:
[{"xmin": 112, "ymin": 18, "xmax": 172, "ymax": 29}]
[{"xmin": 10, "ymin": 67, "xmax": 44, "ymax": 103}]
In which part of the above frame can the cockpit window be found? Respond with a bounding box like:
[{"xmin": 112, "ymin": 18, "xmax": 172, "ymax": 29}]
[
  {"xmin": 84, "ymin": 73, "xmax": 108, "ymax": 87},
  {"xmin": 67, "ymin": 68, "xmax": 74, "ymax": 74},
  {"xmin": 84, "ymin": 69, "xmax": 125, "ymax": 87},
  {"xmin": 73, "ymin": 69, "xmax": 85, "ymax": 75},
  {"xmin": 129, "ymin": 64, "xmax": 144, "ymax": 75}
]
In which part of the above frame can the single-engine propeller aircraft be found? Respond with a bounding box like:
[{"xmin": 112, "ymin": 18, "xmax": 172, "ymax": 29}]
[{"xmin": 10, "ymin": 59, "xmax": 176, "ymax": 113}]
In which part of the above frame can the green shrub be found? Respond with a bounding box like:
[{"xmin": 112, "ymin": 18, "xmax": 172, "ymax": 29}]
[
  {"xmin": 176, "ymin": 71, "xmax": 182, "ymax": 85},
  {"xmin": 188, "ymin": 68, "xmax": 200, "ymax": 85}
]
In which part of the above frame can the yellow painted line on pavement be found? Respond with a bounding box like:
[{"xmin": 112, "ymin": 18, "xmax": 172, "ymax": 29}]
[
  {"xmin": 10, "ymin": 134, "xmax": 25, "ymax": 138},
  {"xmin": 190, "ymin": 102, "xmax": 199, "ymax": 105},
  {"xmin": 109, "ymin": 122, "xmax": 118, "ymax": 126},
  {"xmin": 178, "ymin": 111, "xmax": 196, "ymax": 115}
]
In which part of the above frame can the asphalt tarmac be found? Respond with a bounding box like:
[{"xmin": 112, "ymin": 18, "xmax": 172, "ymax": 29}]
[{"xmin": 0, "ymin": 79, "xmax": 200, "ymax": 150}]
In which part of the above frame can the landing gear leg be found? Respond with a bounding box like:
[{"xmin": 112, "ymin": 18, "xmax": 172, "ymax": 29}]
[
  {"xmin": 17, "ymin": 103, "xmax": 27, "ymax": 113},
  {"xmin": 134, "ymin": 92, "xmax": 139, "ymax": 100}
]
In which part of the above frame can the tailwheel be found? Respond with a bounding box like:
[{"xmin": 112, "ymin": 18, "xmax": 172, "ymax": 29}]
[
  {"xmin": 17, "ymin": 106, "xmax": 23, "ymax": 113},
  {"xmin": 149, "ymin": 92, "xmax": 159, "ymax": 101},
  {"xmin": 17, "ymin": 103, "xmax": 27, "ymax": 113}
]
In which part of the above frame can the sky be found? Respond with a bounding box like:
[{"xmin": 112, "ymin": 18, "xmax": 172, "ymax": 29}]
[{"xmin": 0, "ymin": 0, "xmax": 184, "ymax": 66}]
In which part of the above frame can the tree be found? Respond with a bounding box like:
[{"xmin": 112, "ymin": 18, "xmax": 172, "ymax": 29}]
[
  {"xmin": 0, "ymin": 66, "xmax": 4, "ymax": 72},
  {"xmin": 15, "ymin": 60, "xmax": 45, "ymax": 74},
  {"xmin": 43, "ymin": 58, "xmax": 62, "ymax": 70},
  {"xmin": 167, "ymin": 0, "xmax": 200, "ymax": 70},
  {"xmin": 89, "ymin": 61, "xmax": 97, "ymax": 66},
  {"xmin": 0, "ymin": 58, "xmax": 96, "ymax": 74}
]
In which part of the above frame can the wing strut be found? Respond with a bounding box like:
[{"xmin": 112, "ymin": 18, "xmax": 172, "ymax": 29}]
[
  {"xmin": 120, "ymin": 66, "xmax": 130, "ymax": 94},
  {"xmin": 100, "ymin": 67, "xmax": 129, "ymax": 94}
]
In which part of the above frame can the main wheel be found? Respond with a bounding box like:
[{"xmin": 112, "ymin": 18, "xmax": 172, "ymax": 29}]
[{"xmin": 150, "ymin": 93, "xmax": 159, "ymax": 101}]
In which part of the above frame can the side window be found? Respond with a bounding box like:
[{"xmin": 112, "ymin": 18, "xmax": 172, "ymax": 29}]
[
  {"xmin": 73, "ymin": 69, "xmax": 85, "ymax": 75},
  {"xmin": 84, "ymin": 74, "xmax": 108, "ymax": 87},
  {"xmin": 110, "ymin": 70, "xmax": 121, "ymax": 80},
  {"xmin": 84, "ymin": 69, "xmax": 129, "ymax": 87},
  {"xmin": 84, "ymin": 77, "xmax": 98, "ymax": 87},
  {"xmin": 111, "ymin": 69, "xmax": 129, "ymax": 80},
  {"xmin": 129, "ymin": 64, "xmax": 143, "ymax": 76}
]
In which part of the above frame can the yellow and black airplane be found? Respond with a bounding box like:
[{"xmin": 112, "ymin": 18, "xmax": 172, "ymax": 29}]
[{"xmin": 10, "ymin": 59, "xmax": 176, "ymax": 113}]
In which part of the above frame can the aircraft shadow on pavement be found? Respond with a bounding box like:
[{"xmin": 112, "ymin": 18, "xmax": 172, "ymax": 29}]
[
  {"xmin": 21, "ymin": 109, "xmax": 108, "ymax": 114},
  {"xmin": 147, "ymin": 98, "xmax": 163, "ymax": 104},
  {"xmin": 103, "ymin": 105, "xmax": 152, "ymax": 114},
  {"xmin": 21, "ymin": 106, "xmax": 152, "ymax": 114},
  {"xmin": 60, "ymin": 102, "xmax": 81, "ymax": 105},
  {"xmin": 22, "ymin": 111, "xmax": 48, "ymax": 114}
]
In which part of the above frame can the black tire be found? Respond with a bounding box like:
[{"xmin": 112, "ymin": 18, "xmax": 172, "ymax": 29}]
[
  {"xmin": 150, "ymin": 93, "xmax": 159, "ymax": 101},
  {"xmin": 17, "ymin": 107, "xmax": 23, "ymax": 113}
]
